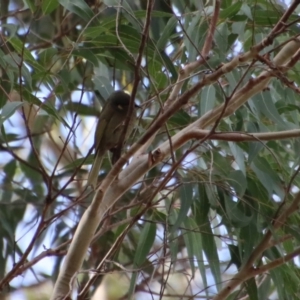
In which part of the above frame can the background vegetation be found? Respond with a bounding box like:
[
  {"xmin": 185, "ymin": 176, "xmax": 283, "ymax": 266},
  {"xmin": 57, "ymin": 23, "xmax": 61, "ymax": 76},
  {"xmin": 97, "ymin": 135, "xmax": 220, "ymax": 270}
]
[{"xmin": 1, "ymin": 0, "xmax": 300, "ymax": 299}]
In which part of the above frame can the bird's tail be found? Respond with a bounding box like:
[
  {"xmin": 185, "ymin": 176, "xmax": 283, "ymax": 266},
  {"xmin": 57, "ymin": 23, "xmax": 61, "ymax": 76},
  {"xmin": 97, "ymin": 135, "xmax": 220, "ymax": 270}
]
[{"xmin": 87, "ymin": 152, "xmax": 104, "ymax": 189}]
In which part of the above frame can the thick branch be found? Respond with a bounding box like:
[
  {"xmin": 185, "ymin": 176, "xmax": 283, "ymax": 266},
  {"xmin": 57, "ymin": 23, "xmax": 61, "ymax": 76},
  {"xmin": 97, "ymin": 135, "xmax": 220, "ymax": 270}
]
[{"xmin": 190, "ymin": 129, "xmax": 300, "ymax": 142}]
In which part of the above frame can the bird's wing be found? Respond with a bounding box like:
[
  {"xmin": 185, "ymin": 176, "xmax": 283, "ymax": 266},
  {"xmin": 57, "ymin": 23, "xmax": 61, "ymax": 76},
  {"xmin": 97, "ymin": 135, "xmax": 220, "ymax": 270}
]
[{"xmin": 94, "ymin": 118, "xmax": 108, "ymax": 151}]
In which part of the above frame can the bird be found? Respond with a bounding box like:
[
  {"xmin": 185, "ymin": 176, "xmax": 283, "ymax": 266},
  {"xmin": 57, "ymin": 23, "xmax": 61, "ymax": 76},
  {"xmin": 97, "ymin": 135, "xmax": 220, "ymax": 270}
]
[{"xmin": 87, "ymin": 91, "xmax": 139, "ymax": 189}]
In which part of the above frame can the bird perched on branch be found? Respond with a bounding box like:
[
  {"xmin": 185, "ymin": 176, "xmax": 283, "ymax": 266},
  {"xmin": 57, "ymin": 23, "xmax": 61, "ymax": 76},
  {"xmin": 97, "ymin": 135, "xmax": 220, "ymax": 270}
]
[{"xmin": 87, "ymin": 91, "xmax": 139, "ymax": 189}]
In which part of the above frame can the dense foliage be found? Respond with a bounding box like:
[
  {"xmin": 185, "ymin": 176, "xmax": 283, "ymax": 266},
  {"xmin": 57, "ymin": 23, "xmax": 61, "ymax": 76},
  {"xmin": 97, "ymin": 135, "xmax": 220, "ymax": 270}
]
[{"xmin": 1, "ymin": 0, "xmax": 300, "ymax": 299}]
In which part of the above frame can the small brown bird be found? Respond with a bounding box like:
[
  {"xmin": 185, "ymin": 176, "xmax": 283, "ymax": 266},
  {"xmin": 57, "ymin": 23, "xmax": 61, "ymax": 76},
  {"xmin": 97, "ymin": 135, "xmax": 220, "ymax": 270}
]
[{"xmin": 87, "ymin": 91, "xmax": 139, "ymax": 189}]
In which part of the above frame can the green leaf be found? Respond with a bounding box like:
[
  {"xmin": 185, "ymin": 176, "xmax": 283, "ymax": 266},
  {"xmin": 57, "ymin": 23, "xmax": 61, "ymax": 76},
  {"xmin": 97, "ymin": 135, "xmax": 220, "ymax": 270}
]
[
  {"xmin": 0, "ymin": 102, "xmax": 24, "ymax": 127},
  {"xmin": 8, "ymin": 37, "xmax": 44, "ymax": 74},
  {"xmin": 253, "ymin": 92, "xmax": 295, "ymax": 130},
  {"xmin": 269, "ymin": 267, "xmax": 285, "ymax": 299},
  {"xmin": 21, "ymin": 89, "xmax": 71, "ymax": 129},
  {"xmin": 2, "ymin": 160, "xmax": 16, "ymax": 203},
  {"xmin": 133, "ymin": 221, "xmax": 156, "ymax": 266},
  {"xmin": 239, "ymin": 222, "xmax": 259, "ymax": 265},
  {"xmin": 59, "ymin": 0, "xmax": 94, "ymax": 22},
  {"xmin": 215, "ymin": 23, "xmax": 229, "ymax": 54},
  {"xmin": 228, "ymin": 170, "xmax": 247, "ymax": 197},
  {"xmin": 250, "ymin": 157, "xmax": 284, "ymax": 199},
  {"xmin": 4, "ymin": 159, "xmax": 17, "ymax": 182},
  {"xmin": 200, "ymin": 85, "xmax": 216, "ymax": 116},
  {"xmin": 83, "ymin": 26, "xmax": 109, "ymax": 39},
  {"xmin": 169, "ymin": 231, "xmax": 179, "ymax": 264},
  {"xmin": 248, "ymin": 141, "xmax": 265, "ymax": 164},
  {"xmin": 19, "ymin": 151, "xmax": 44, "ymax": 188},
  {"xmin": 258, "ymin": 275, "xmax": 271, "ymax": 299},
  {"xmin": 224, "ymin": 194, "xmax": 252, "ymax": 227},
  {"xmin": 184, "ymin": 12, "xmax": 207, "ymax": 62},
  {"xmin": 135, "ymin": 10, "xmax": 173, "ymax": 19},
  {"xmin": 63, "ymin": 154, "xmax": 95, "ymax": 173},
  {"xmin": 195, "ymin": 184, "xmax": 221, "ymax": 290},
  {"xmin": 232, "ymin": 21, "xmax": 246, "ymax": 40},
  {"xmin": 3, "ymin": 53, "xmax": 32, "ymax": 89},
  {"xmin": 24, "ymin": 0, "xmax": 36, "ymax": 12},
  {"xmin": 244, "ymin": 277, "xmax": 258, "ymax": 300},
  {"xmin": 73, "ymin": 49, "xmax": 100, "ymax": 66},
  {"xmin": 0, "ymin": 24, "xmax": 18, "ymax": 39},
  {"xmin": 228, "ymin": 142, "xmax": 246, "ymax": 175},
  {"xmin": 160, "ymin": 51, "xmax": 178, "ymax": 81},
  {"xmin": 182, "ymin": 217, "xmax": 203, "ymax": 277},
  {"xmin": 171, "ymin": 182, "xmax": 193, "ymax": 233},
  {"xmin": 42, "ymin": 0, "xmax": 59, "ymax": 14},
  {"xmin": 93, "ymin": 77, "xmax": 114, "ymax": 101},
  {"xmin": 241, "ymin": 4, "xmax": 252, "ymax": 20},
  {"xmin": 253, "ymin": 10, "xmax": 282, "ymax": 26},
  {"xmin": 220, "ymin": 1, "xmax": 242, "ymax": 19},
  {"xmin": 39, "ymin": 48, "xmax": 59, "ymax": 66},
  {"xmin": 65, "ymin": 102, "xmax": 99, "ymax": 116},
  {"xmin": 169, "ymin": 110, "xmax": 191, "ymax": 127},
  {"xmin": 147, "ymin": 60, "xmax": 168, "ymax": 90},
  {"xmin": 227, "ymin": 244, "xmax": 241, "ymax": 270},
  {"xmin": 156, "ymin": 16, "xmax": 177, "ymax": 50},
  {"xmin": 128, "ymin": 220, "xmax": 156, "ymax": 297}
]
